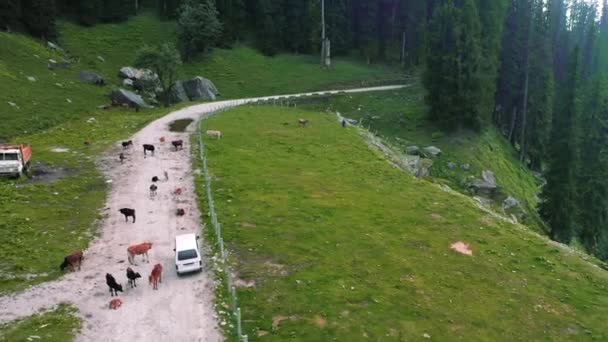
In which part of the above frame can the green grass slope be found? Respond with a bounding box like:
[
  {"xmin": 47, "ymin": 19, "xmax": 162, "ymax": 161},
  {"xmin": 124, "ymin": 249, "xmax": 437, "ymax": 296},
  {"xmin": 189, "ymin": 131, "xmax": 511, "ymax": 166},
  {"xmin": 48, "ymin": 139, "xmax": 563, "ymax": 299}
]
[
  {"xmin": 60, "ymin": 13, "xmax": 397, "ymax": 100},
  {"xmin": 199, "ymin": 106, "xmax": 608, "ymax": 340},
  {"xmin": 0, "ymin": 304, "xmax": 80, "ymax": 341},
  {"xmin": 302, "ymin": 85, "xmax": 544, "ymax": 231}
]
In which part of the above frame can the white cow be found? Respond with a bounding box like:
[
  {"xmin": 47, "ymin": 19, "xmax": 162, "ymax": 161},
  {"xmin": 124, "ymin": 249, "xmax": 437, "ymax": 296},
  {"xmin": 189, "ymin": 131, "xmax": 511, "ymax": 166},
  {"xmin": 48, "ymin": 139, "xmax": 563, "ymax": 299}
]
[{"xmin": 206, "ymin": 130, "xmax": 222, "ymax": 139}]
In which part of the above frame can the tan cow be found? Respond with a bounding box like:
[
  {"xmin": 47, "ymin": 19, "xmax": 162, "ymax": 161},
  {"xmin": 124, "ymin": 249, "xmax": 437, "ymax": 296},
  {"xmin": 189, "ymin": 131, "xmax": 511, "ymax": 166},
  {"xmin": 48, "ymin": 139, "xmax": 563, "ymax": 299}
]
[
  {"xmin": 127, "ymin": 242, "xmax": 153, "ymax": 265},
  {"xmin": 206, "ymin": 130, "xmax": 222, "ymax": 139}
]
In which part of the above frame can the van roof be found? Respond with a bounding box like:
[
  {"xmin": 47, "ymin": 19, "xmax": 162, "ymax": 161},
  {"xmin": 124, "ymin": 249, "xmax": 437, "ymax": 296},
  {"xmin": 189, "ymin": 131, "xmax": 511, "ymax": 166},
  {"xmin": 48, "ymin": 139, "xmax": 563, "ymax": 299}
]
[{"xmin": 175, "ymin": 233, "xmax": 197, "ymax": 249}]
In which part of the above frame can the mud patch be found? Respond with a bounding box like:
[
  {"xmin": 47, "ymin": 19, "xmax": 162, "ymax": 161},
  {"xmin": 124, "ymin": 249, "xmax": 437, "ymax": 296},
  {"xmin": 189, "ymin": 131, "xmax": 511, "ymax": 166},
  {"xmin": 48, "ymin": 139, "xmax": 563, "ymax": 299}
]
[
  {"xmin": 21, "ymin": 162, "xmax": 76, "ymax": 185},
  {"xmin": 169, "ymin": 119, "xmax": 194, "ymax": 132}
]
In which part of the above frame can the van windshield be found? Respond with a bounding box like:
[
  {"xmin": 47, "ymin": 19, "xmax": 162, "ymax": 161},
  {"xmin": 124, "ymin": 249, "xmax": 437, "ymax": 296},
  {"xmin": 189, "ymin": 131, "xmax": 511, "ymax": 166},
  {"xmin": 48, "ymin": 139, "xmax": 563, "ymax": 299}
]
[
  {"xmin": 2, "ymin": 153, "xmax": 18, "ymax": 161},
  {"xmin": 178, "ymin": 249, "xmax": 198, "ymax": 261}
]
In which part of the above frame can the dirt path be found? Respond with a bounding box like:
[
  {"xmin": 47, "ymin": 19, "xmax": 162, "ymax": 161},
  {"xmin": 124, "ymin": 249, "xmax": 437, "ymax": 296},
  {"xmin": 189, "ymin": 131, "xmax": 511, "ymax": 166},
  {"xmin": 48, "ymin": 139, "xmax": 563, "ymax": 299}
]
[{"xmin": 0, "ymin": 85, "xmax": 406, "ymax": 341}]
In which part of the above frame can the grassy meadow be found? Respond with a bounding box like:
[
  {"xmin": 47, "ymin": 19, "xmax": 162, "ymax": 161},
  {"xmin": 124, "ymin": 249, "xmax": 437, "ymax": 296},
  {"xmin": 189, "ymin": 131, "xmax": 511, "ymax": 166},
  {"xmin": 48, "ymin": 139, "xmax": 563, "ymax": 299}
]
[
  {"xmin": 301, "ymin": 85, "xmax": 544, "ymax": 231},
  {"xmin": 198, "ymin": 106, "xmax": 608, "ymax": 340},
  {"xmin": 0, "ymin": 304, "xmax": 80, "ymax": 341}
]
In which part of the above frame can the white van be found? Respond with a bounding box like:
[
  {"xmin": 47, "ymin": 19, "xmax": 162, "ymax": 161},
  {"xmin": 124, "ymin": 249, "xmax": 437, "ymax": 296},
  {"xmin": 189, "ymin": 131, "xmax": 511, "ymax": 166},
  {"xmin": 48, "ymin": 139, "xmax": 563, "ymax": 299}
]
[{"xmin": 174, "ymin": 233, "xmax": 203, "ymax": 275}]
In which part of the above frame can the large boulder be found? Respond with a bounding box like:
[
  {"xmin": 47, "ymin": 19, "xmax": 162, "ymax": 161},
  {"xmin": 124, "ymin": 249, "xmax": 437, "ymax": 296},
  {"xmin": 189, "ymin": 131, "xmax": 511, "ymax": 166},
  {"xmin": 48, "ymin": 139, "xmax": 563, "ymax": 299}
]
[
  {"xmin": 78, "ymin": 71, "xmax": 105, "ymax": 86},
  {"xmin": 110, "ymin": 89, "xmax": 149, "ymax": 108},
  {"xmin": 118, "ymin": 67, "xmax": 138, "ymax": 79},
  {"xmin": 133, "ymin": 69, "xmax": 160, "ymax": 92},
  {"xmin": 423, "ymin": 146, "xmax": 442, "ymax": 158},
  {"xmin": 183, "ymin": 76, "xmax": 220, "ymax": 101},
  {"xmin": 169, "ymin": 81, "xmax": 189, "ymax": 104},
  {"xmin": 406, "ymin": 146, "xmax": 421, "ymax": 156},
  {"xmin": 469, "ymin": 170, "xmax": 497, "ymax": 195}
]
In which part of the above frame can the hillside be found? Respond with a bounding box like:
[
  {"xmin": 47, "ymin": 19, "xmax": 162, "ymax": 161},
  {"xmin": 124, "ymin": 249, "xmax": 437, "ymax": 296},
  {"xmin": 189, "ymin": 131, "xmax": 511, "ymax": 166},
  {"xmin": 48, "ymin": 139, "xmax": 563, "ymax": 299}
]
[
  {"xmin": 301, "ymin": 85, "xmax": 545, "ymax": 232},
  {"xmin": 0, "ymin": 13, "xmax": 397, "ymax": 141},
  {"xmin": 198, "ymin": 105, "xmax": 608, "ymax": 340}
]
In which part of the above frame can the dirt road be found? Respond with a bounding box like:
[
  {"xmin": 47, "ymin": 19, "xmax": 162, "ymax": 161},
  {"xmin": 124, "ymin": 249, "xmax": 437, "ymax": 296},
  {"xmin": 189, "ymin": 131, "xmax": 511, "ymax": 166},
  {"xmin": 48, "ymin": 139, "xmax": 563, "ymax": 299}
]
[{"xmin": 0, "ymin": 85, "xmax": 406, "ymax": 341}]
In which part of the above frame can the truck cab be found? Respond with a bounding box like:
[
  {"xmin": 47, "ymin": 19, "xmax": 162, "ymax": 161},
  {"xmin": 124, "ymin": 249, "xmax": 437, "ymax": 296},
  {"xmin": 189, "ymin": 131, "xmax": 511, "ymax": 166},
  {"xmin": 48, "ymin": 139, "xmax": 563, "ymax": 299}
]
[
  {"xmin": 0, "ymin": 145, "xmax": 31, "ymax": 178},
  {"xmin": 174, "ymin": 233, "xmax": 203, "ymax": 275}
]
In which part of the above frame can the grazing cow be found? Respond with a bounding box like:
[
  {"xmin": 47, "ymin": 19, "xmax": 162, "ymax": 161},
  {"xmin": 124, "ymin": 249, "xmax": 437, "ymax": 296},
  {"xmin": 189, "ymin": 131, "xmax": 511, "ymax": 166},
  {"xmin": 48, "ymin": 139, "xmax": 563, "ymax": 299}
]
[
  {"xmin": 126, "ymin": 267, "xmax": 142, "ymax": 288},
  {"xmin": 119, "ymin": 153, "xmax": 125, "ymax": 164},
  {"xmin": 206, "ymin": 130, "xmax": 222, "ymax": 139},
  {"xmin": 122, "ymin": 140, "xmax": 133, "ymax": 149},
  {"xmin": 298, "ymin": 119, "xmax": 309, "ymax": 127},
  {"xmin": 149, "ymin": 263, "xmax": 163, "ymax": 290},
  {"xmin": 176, "ymin": 208, "xmax": 185, "ymax": 216},
  {"xmin": 150, "ymin": 184, "xmax": 158, "ymax": 197},
  {"xmin": 109, "ymin": 298, "xmax": 123, "ymax": 310},
  {"xmin": 127, "ymin": 242, "xmax": 153, "ymax": 265},
  {"xmin": 118, "ymin": 208, "xmax": 136, "ymax": 223},
  {"xmin": 106, "ymin": 273, "xmax": 123, "ymax": 296},
  {"xmin": 143, "ymin": 144, "xmax": 155, "ymax": 157},
  {"xmin": 172, "ymin": 140, "xmax": 184, "ymax": 151},
  {"xmin": 151, "ymin": 176, "xmax": 159, "ymax": 183},
  {"xmin": 60, "ymin": 251, "xmax": 83, "ymax": 272}
]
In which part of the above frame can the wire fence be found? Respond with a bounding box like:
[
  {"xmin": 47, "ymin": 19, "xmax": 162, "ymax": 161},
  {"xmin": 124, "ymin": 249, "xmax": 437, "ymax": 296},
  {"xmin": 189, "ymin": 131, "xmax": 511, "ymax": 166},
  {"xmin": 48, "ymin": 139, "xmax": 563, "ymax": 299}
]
[{"xmin": 196, "ymin": 108, "xmax": 248, "ymax": 342}]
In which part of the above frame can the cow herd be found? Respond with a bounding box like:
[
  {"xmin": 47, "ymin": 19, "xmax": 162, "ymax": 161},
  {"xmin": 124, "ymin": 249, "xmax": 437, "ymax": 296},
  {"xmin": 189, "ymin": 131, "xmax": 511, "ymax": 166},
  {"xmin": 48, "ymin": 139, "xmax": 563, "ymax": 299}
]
[{"xmin": 58, "ymin": 132, "xmax": 203, "ymax": 310}]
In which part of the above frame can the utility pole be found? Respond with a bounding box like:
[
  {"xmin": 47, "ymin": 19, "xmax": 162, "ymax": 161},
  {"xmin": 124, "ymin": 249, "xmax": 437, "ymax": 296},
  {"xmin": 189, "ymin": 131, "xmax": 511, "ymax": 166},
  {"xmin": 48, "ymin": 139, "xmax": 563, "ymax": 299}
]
[{"xmin": 321, "ymin": 0, "xmax": 331, "ymax": 67}]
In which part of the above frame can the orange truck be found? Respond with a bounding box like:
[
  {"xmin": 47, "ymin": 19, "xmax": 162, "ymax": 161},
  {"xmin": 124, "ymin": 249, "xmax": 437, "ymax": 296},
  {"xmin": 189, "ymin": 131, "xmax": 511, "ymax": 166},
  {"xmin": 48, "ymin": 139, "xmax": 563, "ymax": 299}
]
[{"xmin": 0, "ymin": 144, "xmax": 32, "ymax": 177}]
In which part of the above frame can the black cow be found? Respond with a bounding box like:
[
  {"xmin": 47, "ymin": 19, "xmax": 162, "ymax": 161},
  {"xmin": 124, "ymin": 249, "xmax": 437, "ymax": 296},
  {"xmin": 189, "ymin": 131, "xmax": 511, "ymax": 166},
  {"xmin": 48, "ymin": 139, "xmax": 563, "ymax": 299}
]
[
  {"xmin": 151, "ymin": 176, "xmax": 159, "ymax": 182},
  {"xmin": 119, "ymin": 208, "xmax": 136, "ymax": 223},
  {"xmin": 172, "ymin": 140, "xmax": 184, "ymax": 151},
  {"xmin": 126, "ymin": 267, "xmax": 142, "ymax": 288},
  {"xmin": 150, "ymin": 184, "xmax": 158, "ymax": 196},
  {"xmin": 122, "ymin": 140, "xmax": 133, "ymax": 149},
  {"xmin": 106, "ymin": 273, "xmax": 123, "ymax": 296},
  {"xmin": 143, "ymin": 144, "xmax": 155, "ymax": 157}
]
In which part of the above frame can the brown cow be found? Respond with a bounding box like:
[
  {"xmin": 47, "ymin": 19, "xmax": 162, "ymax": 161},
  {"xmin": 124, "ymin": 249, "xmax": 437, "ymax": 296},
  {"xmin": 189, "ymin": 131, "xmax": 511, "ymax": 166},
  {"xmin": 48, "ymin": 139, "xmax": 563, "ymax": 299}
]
[
  {"xmin": 60, "ymin": 251, "xmax": 83, "ymax": 271},
  {"xmin": 149, "ymin": 263, "xmax": 163, "ymax": 290},
  {"xmin": 109, "ymin": 298, "xmax": 123, "ymax": 310},
  {"xmin": 127, "ymin": 242, "xmax": 153, "ymax": 265}
]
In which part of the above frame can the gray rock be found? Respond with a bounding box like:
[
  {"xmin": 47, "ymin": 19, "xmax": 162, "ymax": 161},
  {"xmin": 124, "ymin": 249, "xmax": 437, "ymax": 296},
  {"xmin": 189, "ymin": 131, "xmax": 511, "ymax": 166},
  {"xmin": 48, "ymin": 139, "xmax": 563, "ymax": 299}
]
[
  {"xmin": 416, "ymin": 158, "xmax": 434, "ymax": 178},
  {"xmin": 118, "ymin": 67, "xmax": 138, "ymax": 79},
  {"xmin": 169, "ymin": 81, "xmax": 189, "ymax": 104},
  {"xmin": 423, "ymin": 146, "xmax": 442, "ymax": 158},
  {"xmin": 406, "ymin": 146, "xmax": 421, "ymax": 156},
  {"xmin": 26, "ymin": 76, "xmax": 36, "ymax": 82},
  {"xmin": 503, "ymin": 196, "xmax": 520, "ymax": 210},
  {"xmin": 122, "ymin": 79, "xmax": 134, "ymax": 87},
  {"xmin": 48, "ymin": 59, "xmax": 71, "ymax": 70},
  {"xmin": 470, "ymin": 170, "xmax": 497, "ymax": 194},
  {"xmin": 447, "ymin": 162, "xmax": 456, "ymax": 170},
  {"xmin": 133, "ymin": 69, "xmax": 160, "ymax": 92},
  {"xmin": 109, "ymin": 89, "xmax": 149, "ymax": 108},
  {"xmin": 183, "ymin": 76, "xmax": 220, "ymax": 101},
  {"xmin": 47, "ymin": 42, "xmax": 64, "ymax": 53},
  {"xmin": 462, "ymin": 163, "xmax": 471, "ymax": 171},
  {"xmin": 78, "ymin": 71, "xmax": 105, "ymax": 86},
  {"xmin": 97, "ymin": 55, "xmax": 105, "ymax": 62}
]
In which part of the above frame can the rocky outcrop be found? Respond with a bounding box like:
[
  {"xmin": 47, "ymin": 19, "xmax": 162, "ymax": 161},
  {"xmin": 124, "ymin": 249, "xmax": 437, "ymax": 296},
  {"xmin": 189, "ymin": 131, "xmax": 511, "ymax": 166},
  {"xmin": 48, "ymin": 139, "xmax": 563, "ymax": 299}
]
[
  {"xmin": 469, "ymin": 170, "xmax": 497, "ymax": 195},
  {"xmin": 183, "ymin": 76, "xmax": 220, "ymax": 101},
  {"xmin": 110, "ymin": 89, "xmax": 148, "ymax": 108},
  {"xmin": 422, "ymin": 146, "xmax": 442, "ymax": 158},
  {"xmin": 78, "ymin": 71, "xmax": 105, "ymax": 86},
  {"xmin": 118, "ymin": 67, "xmax": 138, "ymax": 79},
  {"xmin": 406, "ymin": 146, "xmax": 421, "ymax": 156}
]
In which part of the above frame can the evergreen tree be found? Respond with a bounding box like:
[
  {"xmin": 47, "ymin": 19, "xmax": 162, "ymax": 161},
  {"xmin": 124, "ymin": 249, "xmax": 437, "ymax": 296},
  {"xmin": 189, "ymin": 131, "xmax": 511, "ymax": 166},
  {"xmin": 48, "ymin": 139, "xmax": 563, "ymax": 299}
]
[
  {"xmin": 159, "ymin": 0, "xmax": 183, "ymax": 19},
  {"xmin": 281, "ymin": 0, "xmax": 310, "ymax": 54},
  {"xmin": 255, "ymin": 0, "xmax": 279, "ymax": 55},
  {"xmin": 424, "ymin": 0, "xmax": 483, "ymax": 131},
  {"xmin": 539, "ymin": 49, "xmax": 580, "ymax": 244},
  {"xmin": 524, "ymin": 0, "xmax": 554, "ymax": 170},
  {"xmin": 577, "ymin": 77, "xmax": 608, "ymax": 256},
  {"xmin": 0, "ymin": 0, "xmax": 22, "ymax": 32},
  {"xmin": 177, "ymin": 0, "xmax": 222, "ymax": 60},
  {"xmin": 215, "ymin": 0, "xmax": 246, "ymax": 44},
  {"xmin": 21, "ymin": 0, "xmax": 57, "ymax": 39},
  {"xmin": 102, "ymin": 0, "xmax": 133, "ymax": 22}
]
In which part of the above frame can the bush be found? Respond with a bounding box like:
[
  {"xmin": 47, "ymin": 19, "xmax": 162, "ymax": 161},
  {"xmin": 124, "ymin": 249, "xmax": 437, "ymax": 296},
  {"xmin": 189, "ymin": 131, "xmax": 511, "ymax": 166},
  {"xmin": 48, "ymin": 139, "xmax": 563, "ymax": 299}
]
[{"xmin": 177, "ymin": 0, "xmax": 222, "ymax": 61}]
